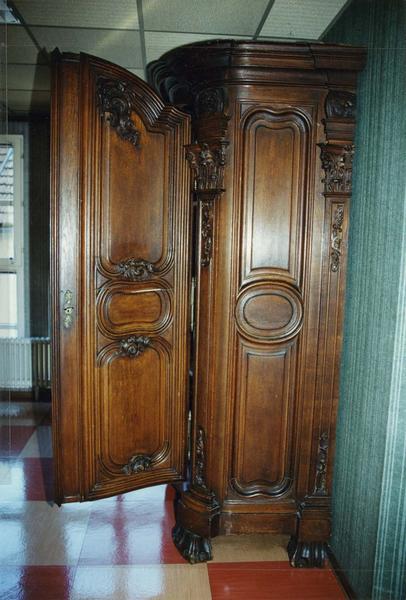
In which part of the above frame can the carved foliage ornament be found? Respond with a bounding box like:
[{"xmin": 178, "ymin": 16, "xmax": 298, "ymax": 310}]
[
  {"xmin": 118, "ymin": 258, "xmax": 156, "ymax": 281},
  {"xmin": 122, "ymin": 454, "xmax": 152, "ymax": 475},
  {"xmin": 186, "ymin": 142, "xmax": 228, "ymax": 192},
  {"xmin": 200, "ymin": 201, "xmax": 214, "ymax": 268},
  {"xmin": 325, "ymin": 91, "xmax": 356, "ymax": 119},
  {"xmin": 120, "ymin": 335, "xmax": 151, "ymax": 358},
  {"xmin": 319, "ymin": 144, "xmax": 354, "ymax": 194},
  {"xmin": 314, "ymin": 432, "xmax": 329, "ymax": 495},
  {"xmin": 97, "ymin": 77, "xmax": 140, "ymax": 146},
  {"xmin": 194, "ymin": 426, "xmax": 208, "ymax": 490},
  {"xmin": 331, "ymin": 206, "xmax": 345, "ymax": 273}
]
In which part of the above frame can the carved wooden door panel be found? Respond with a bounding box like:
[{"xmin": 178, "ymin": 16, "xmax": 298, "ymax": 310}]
[{"xmin": 51, "ymin": 52, "xmax": 191, "ymax": 503}]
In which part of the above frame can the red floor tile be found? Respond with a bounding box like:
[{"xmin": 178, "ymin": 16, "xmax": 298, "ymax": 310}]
[
  {"xmin": 0, "ymin": 566, "xmax": 75, "ymax": 600},
  {"xmin": 79, "ymin": 486, "xmax": 187, "ymax": 565},
  {"xmin": 0, "ymin": 458, "xmax": 53, "ymax": 501},
  {"xmin": 0, "ymin": 427, "xmax": 36, "ymax": 457},
  {"xmin": 208, "ymin": 561, "xmax": 348, "ymax": 600}
]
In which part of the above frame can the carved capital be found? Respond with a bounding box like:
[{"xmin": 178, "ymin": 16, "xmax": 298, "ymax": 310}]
[
  {"xmin": 326, "ymin": 91, "xmax": 356, "ymax": 119},
  {"xmin": 319, "ymin": 143, "xmax": 354, "ymax": 193},
  {"xmin": 118, "ymin": 258, "xmax": 156, "ymax": 281},
  {"xmin": 120, "ymin": 335, "xmax": 151, "ymax": 358},
  {"xmin": 97, "ymin": 77, "xmax": 140, "ymax": 146},
  {"xmin": 186, "ymin": 141, "xmax": 228, "ymax": 193}
]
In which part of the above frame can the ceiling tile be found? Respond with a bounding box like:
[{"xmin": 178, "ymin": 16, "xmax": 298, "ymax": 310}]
[
  {"xmin": 31, "ymin": 27, "xmax": 143, "ymax": 69},
  {"xmin": 13, "ymin": 0, "xmax": 139, "ymax": 30},
  {"xmin": 5, "ymin": 65, "xmax": 50, "ymax": 91},
  {"xmin": 145, "ymin": 32, "xmax": 246, "ymax": 63},
  {"xmin": 3, "ymin": 25, "xmax": 41, "ymax": 64},
  {"xmin": 143, "ymin": 0, "xmax": 269, "ymax": 35},
  {"xmin": 260, "ymin": 0, "xmax": 349, "ymax": 40},
  {"xmin": 6, "ymin": 89, "xmax": 50, "ymax": 113}
]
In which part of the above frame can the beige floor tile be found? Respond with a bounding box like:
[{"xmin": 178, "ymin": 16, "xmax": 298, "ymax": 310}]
[
  {"xmin": 0, "ymin": 402, "xmax": 51, "ymax": 426},
  {"xmin": 0, "ymin": 501, "xmax": 91, "ymax": 565},
  {"xmin": 71, "ymin": 565, "xmax": 212, "ymax": 600},
  {"xmin": 19, "ymin": 426, "xmax": 53, "ymax": 458},
  {"xmin": 211, "ymin": 533, "xmax": 289, "ymax": 562}
]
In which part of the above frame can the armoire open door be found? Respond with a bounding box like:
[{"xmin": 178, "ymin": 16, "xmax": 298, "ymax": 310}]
[{"xmin": 51, "ymin": 52, "xmax": 191, "ymax": 504}]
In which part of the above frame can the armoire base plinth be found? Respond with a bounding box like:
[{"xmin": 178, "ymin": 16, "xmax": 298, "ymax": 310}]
[
  {"xmin": 172, "ymin": 524, "xmax": 213, "ymax": 564},
  {"xmin": 172, "ymin": 487, "xmax": 220, "ymax": 564},
  {"xmin": 287, "ymin": 536, "xmax": 328, "ymax": 568},
  {"xmin": 287, "ymin": 501, "xmax": 331, "ymax": 567}
]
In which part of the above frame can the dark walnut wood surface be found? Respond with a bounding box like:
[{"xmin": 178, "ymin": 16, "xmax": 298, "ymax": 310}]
[{"xmin": 52, "ymin": 40, "xmax": 366, "ymax": 567}]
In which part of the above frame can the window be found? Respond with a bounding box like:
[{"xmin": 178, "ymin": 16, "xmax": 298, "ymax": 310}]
[{"xmin": 0, "ymin": 135, "xmax": 24, "ymax": 337}]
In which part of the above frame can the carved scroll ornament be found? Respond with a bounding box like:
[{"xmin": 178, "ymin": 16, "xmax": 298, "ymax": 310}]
[
  {"xmin": 319, "ymin": 143, "xmax": 354, "ymax": 194},
  {"xmin": 97, "ymin": 78, "xmax": 140, "ymax": 146}
]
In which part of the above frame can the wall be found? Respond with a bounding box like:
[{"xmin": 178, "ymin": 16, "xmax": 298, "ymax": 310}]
[
  {"xmin": 8, "ymin": 118, "xmax": 50, "ymax": 338},
  {"xmin": 324, "ymin": 1, "xmax": 406, "ymax": 598}
]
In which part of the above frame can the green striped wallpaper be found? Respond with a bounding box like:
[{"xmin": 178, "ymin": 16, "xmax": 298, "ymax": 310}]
[{"xmin": 325, "ymin": 1, "xmax": 406, "ymax": 598}]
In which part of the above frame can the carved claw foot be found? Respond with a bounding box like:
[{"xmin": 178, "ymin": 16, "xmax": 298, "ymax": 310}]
[
  {"xmin": 172, "ymin": 524, "xmax": 213, "ymax": 564},
  {"xmin": 287, "ymin": 536, "xmax": 328, "ymax": 568}
]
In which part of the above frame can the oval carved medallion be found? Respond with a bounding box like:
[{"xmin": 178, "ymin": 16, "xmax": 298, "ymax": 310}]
[{"xmin": 236, "ymin": 283, "xmax": 303, "ymax": 342}]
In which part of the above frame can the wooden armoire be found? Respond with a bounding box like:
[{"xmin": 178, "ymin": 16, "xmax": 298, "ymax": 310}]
[{"xmin": 51, "ymin": 40, "xmax": 366, "ymax": 567}]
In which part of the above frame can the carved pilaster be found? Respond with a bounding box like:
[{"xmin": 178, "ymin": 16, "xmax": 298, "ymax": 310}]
[
  {"xmin": 186, "ymin": 140, "xmax": 228, "ymax": 268},
  {"xmin": 320, "ymin": 89, "xmax": 355, "ymax": 277},
  {"xmin": 97, "ymin": 77, "xmax": 140, "ymax": 146}
]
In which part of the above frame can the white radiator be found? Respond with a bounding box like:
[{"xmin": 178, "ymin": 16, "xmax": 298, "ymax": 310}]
[{"xmin": 0, "ymin": 337, "xmax": 51, "ymax": 390}]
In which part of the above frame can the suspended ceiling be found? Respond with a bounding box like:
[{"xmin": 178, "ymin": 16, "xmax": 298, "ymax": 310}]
[{"xmin": 1, "ymin": 0, "xmax": 351, "ymax": 115}]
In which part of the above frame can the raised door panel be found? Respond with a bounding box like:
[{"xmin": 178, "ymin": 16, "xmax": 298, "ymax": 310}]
[
  {"xmin": 230, "ymin": 104, "xmax": 310, "ymax": 502},
  {"xmin": 241, "ymin": 107, "xmax": 309, "ymax": 285},
  {"xmin": 51, "ymin": 53, "xmax": 191, "ymax": 502},
  {"xmin": 231, "ymin": 342, "xmax": 297, "ymax": 497}
]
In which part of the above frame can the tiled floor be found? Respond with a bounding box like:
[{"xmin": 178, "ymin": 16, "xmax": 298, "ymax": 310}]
[{"xmin": 0, "ymin": 399, "xmax": 348, "ymax": 599}]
